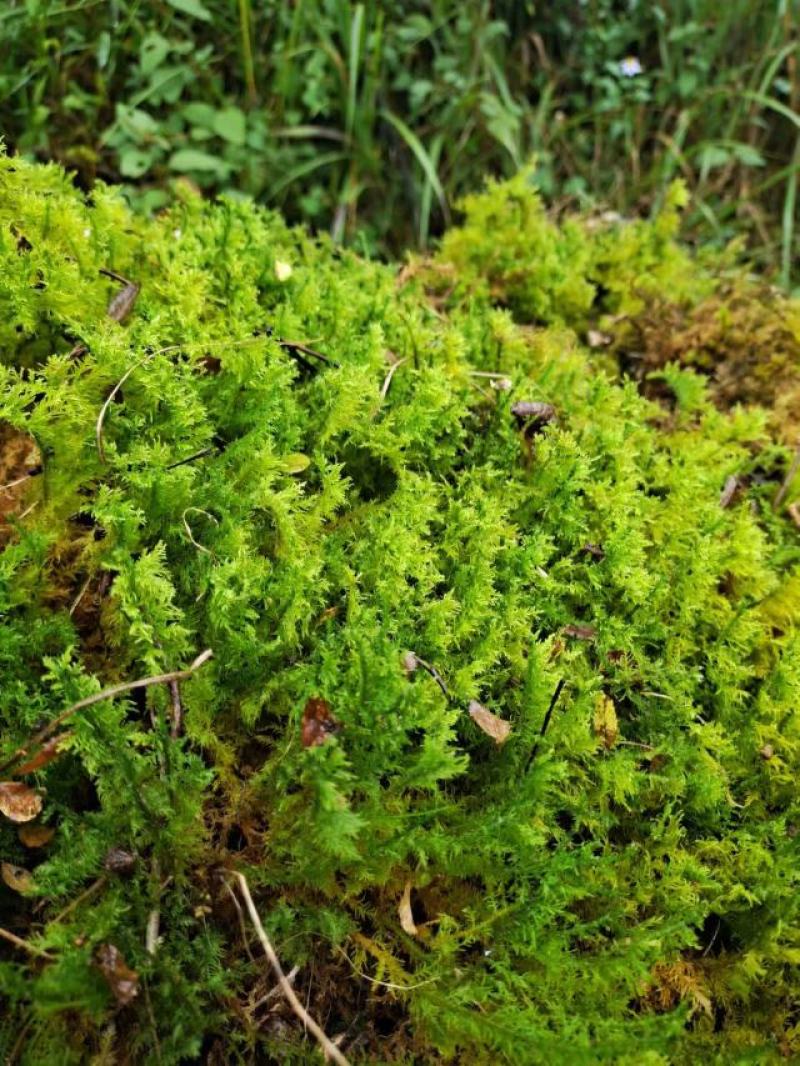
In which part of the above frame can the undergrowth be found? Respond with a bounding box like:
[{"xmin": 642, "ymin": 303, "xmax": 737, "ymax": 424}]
[{"xmin": 0, "ymin": 156, "xmax": 799, "ymax": 1064}]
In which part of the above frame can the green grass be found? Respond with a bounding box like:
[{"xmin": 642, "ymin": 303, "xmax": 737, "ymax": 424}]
[{"xmin": 0, "ymin": 0, "xmax": 799, "ymax": 274}]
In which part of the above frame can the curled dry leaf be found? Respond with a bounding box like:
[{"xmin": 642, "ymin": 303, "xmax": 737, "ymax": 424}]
[
  {"xmin": 510, "ymin": 401, "xmax": 557, "ymax": 428},
  {"xmin": 0, "ymin": 781, "xmax": 43, "ymax": 822},
  {"xmin": 563, "ymin": 624, "xmax": 597, "ymax": 640},
  {"xmin": 301, "ymin": 697, "xmax": 339, "ymax": 748},
  {"xmin": 0, "ymin": 422, "xmax": 42, "ymax": 535},
  {"xmin": 719, "ymin": 475, "xmax": 741, "ymax": 509},
  {"xmin": 587, "ymin": 329, "xmax": 612, "ymax": 348},
  {"xmin": 18, "ymin": 823, "xmax": 55, "ymax": 848},
  {"xmin": 96, "ymin": 943, "xmax": 140, "ymax": 1006},
  {"xmin": 2, "ymin": 861, "xmax": 34, "ymax": 893},
  {"xmin": 593, "ymin": 693, "xmax": 618, "ymax": 749},
  {"xmin": 13, "ymin": 732, "xmax": 73, "ymax": 775},
  {"xmin": 106, "ymin": 283, "xmax": 140, "ymax": 324},
  {"xmin": 468, "ymin": 700, "xmax": 512, "ymax": 745},
  {"xmin": 760, "ymin": 744, "xmax": 774, "ymax": 761},
  {"xmin": 104, "ymin": 848, "xmax": 137, "ymax": 876},
  {"xmin": 398, "ymin": 881, "xmax": 418, "ymax": 936}
]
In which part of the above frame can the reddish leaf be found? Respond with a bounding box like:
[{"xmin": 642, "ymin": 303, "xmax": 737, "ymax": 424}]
[
  {"xmin": 13, "ymin": 732, "xmax": 73, "ymax": 775},
  {"xmin": 301, "ymin": 697, "xmax": 339, "ymax": 748},
  {"xmin": 0, "ymin": 781, "xmax": 43, "ymax": 823},
  {"xmin": 96, "ymin": 943, "xmax": 140, "ymax": 1006},
  {"xmin": 18, "ymin": 823, "xmax": 55, "ymax": 848}
]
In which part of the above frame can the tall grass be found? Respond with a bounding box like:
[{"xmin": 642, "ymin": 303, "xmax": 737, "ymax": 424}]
[{"xmin": 0, "ymin": 0, "xmax": 797, "ymax": 273}]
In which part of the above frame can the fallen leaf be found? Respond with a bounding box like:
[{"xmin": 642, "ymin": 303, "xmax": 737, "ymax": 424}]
[
  {"xmin": 107, "ymin": 282, "xmax": 140, "ymax": 323},
  {"xmin": 13, "ymin": 732, "xmax": 73, "ymax": 775},
  {"xmin": 582, "ymin": 542, "xmax": 605, "ymax": 560},
  {"xmin": 104, "ymin": 848, "xmax": 137, "ymax": 875},
  {"xmin": 96, "ymin": 943, "xmax": 140, "ymax": 1006},
  {"xmin": 719, "ymin": 475, "xmax": 741, "ymax": 509},
  {"xmin": 301, "ymin": 697, "xmax": 339, "ymax": 748},
  {"xmin": 18, "ymin": 823, "xmax": 55, "ymax": 848},
  {"xmin": 511, "ymin": 401, "xmax": 556, "ymax": 427},
  {"xmin": 275, "ymin": 260, "xmax": 293, "ymax": 281},
  {"xmin": 593, "ymin": 693, "xmax": 618, "ymax": 749},
  {"xmin": 2, "ymin": 861, "xmax": 34, "ymax": 893},
  {"xmin": 468, "ymin": 700, "xmax": 512, "ymax": 745},
  {"xmin": 587, "ymin": 329, "xmax": 612, "ymax": 348},
  {"xmin": 0, "ymin": 781, "xmax": 43, "ymax": 822},
  {"xmin": 0, "ymin": 422, "xmax": 42, "ymax": 528},
  {"xmin": 398, "ymin": 881, "xmax": 418, "ymax": 936},
  {"xmin": 760, "ymin": 744, "xmax": 774, "ymax": 760},
  {"xmin": 563, "ymin": 624, "xmax": 597, "ymax": 640}
]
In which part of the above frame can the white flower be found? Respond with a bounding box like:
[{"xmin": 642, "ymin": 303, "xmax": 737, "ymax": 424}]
[
  {"xmin": 275, "ymin": 260, "xmax": 293, "ymax": 282},
  {"xmin": 619, "ymin": 56, "xmax": 643, "ymax": 77},
  {"xmin": 83, "ymin": 228, "xmax": 91, "ymax": 238},
  {"xmin": 173, "ymin": 228, "xmax": 182, "ymax": 240}
]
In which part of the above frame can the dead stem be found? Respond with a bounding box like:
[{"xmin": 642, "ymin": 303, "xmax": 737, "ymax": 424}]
[
  {"xmin": 380, "ymin": 357, "xmax": 407, "ymax": 399},
  {"xmin": 233, "ymin": 873, "xmax": 351, "ymax": 1066},
  {"xmin": 169, "ymin": 680, "xmax": 183, "ymax": 739},
  {"xmin": 0, "ymin": 925, "xmax": 53, "ymax": 959},
  {"xmin": 0, "ymin": 650, "xmax": 213, "ymax": 775},
  {"xmin": 222, "ymin": 878, "xmax": 256, "ymax": 965},
  {"xmin": 50, "ymin": 876, "xmax": 108, "ymax": 925}
]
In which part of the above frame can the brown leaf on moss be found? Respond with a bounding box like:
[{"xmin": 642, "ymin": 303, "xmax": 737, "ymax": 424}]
[
  {"xmin": 563, "ymin": 624, "xmax": 597, "ymax": 640},
  {"xmin": 0, "ymin": 422, "xmax": 41, "ymax": 538},
  {"xmin": 13, "ymin": 733, "xmax": 73, "ymax": 775},
  {"xmin": 398, "ymin": 882, "xmax": 418, "ymax": 936},
  {"xmin": 593, "ymin": 693, "xmax": 618, "ymax": 749},
  {"xmin": 106, "ymin": 282, "xmax": 140, "ymax": 323},
  {"xmin": 301, "ymin": 697, "xmax": 339, "ymax": 748},
  {"xmin": 2, "ymin": 861, "xmax": 34, "ymax": 893},
  {"xmin": 96, "ymin": 943, "xmax": 140, "ymax": 1006},
  {"xmin": 468, "ymin": 700, "xmax": 511, "ymax": 745},
  {"xmin": 0, "ymin": 781, "xmax": 43, "ymax": 822},
  {"xmin": 18, "ymin": 823, "xmax": 55, "ymax": 848},
  {"xmin": 104, "ymin": 848, "xmax": 137, "ymax": 875}
]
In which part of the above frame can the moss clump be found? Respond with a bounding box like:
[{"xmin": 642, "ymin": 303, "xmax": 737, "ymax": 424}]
[{"xmin": 1, "ymin": 156, "xmax": 799, "ymax": 1065}]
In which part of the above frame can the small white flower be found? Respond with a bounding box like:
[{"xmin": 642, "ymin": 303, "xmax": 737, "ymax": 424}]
[
  {"xmin": 275, "ymin": 260, "xmax": 293, "ymax": 282},
  {"xmin": 619, "ymin": 56, "xmax": 643, "ymax": 77},
  {"xmin": 173, "ymin": 228, "xmax": 182, "ymax": 240},
  {"xmin": 83, "ymin": 227, "xmax": 91, "ymax": 238}
]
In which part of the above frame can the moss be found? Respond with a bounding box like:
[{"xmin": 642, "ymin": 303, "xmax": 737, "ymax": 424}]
[{"xmin": 0, "ymin": 156, "xmax": 799, "ymax": 1064}]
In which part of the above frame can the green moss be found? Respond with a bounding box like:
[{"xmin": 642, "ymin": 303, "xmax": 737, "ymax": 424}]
[{"xmin": 0, "ymin": 157, "xmax": 799, "ymax": 1064}]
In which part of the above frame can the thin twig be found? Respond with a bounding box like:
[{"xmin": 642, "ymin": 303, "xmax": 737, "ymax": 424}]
[
  {"xmin": 233, "ymin": 873, "xmax": 351, "ymax": 1066},
  {"xmin": 380, "ymin": 357, "xmax": 407, "ymax": 399},
  {"xmin": 49, "ymin": 876, "xmax": 107, "ymax": 926},
  {"xmin": 252, "ymin": 965, "xmax": 299, "ymax": 1011},
  {"xmin": 182, "ymin": 507, "xmax": 218, "ymax": 556},
  {"xmin": 223, "ymin": 879, "xmax": 256, "ymax": 965},
  {"xmin": 96, "ymin": 356, "xmax": 153, "ymax": 463},
  {"xmin": 0, "ymin": 650, "xmax": 213, "ymax": 775},
  {"xmin": 166, "ymin": 446, "xmax": 217, "ymax": 471},
  {"xmin": 0, "ymin": 472, "xmax": 37, "ymax": 495},
  {"xmin": 146, "ymin": 857, "xmax": 161, "ymax": 957},
  {"xmin": 169, "ymin": 680, "xmax": 183, "ymax": 739},
  {"xmin": 69, "ymin": 574, "xmax": 93, "ymax": 617},
  {"xmin": 0, "ymin": 925, "xmax": 53, "ymax": 959},
  {"xmin": 408, "ymin": 654, "xmax": 449, "ymax": 700},
  {"xmin": 774, "ymin": 443, "xmax": 800, "ymax": 510},
  {"xmin": 526, "ymin": 678, "xmax": 566, "ymax": 771}
]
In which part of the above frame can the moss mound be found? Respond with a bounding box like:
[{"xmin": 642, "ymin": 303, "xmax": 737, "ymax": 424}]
[{"xmin": 1, "ymin": 158, "xmax": 799, "ymax": 1065}]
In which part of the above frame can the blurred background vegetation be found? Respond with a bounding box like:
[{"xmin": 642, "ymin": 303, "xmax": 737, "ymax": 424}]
[{"xmin": 1, "ymin": 0, "xmax": 798, "ymax": 279}]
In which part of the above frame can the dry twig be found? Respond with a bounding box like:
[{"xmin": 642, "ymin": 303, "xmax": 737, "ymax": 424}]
[
  {"xmin": 233, "ymin": 873, "xmax": 351, "ymax": 1066},
  {"xmin": 0, "ymin": 650, "xmax": 213, "ymax": 775}
]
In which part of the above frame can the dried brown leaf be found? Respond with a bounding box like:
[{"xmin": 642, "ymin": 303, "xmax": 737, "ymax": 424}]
[
  {"xmin": 301, "ymin": 697, "xmax": 339, "ymax": 748},
  {"xmin": 511, "ymin": 401, "xmax": 556, "ymax": 426},
  {"xmin": 0, "ymin": 781, "xmax": 43, "ymax": 822},
  {"xmin": 398, "ymin": 881, "xmax": 418, "ymax": 936},
  {"xmin": 107, "ymin": 283, "xmax": 140, "ymax": 323},
  {"xmin": 18, "ymin": 823, "xmax": 55, "ymax": 848},
  {"xmin": 468, "ymin": 700, "xmax": 512, "ymax": 745},
  {"xmin": 2, "ymin": 861, "xmax": 34, "ymax": 893},
  {"xmin": 104, "ymin": 848, "xmax": 137, "ymax": 875},
  {"xmin": 96, "ymin": 943, "xmax": 140, "ymax": 1006},
  {"xmin": 563, "ymin": 624, "xmax": 597, "ymax": 640}
]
